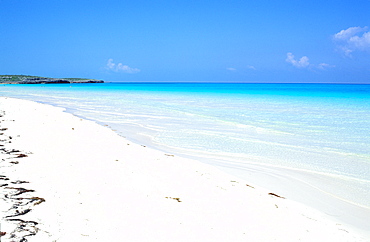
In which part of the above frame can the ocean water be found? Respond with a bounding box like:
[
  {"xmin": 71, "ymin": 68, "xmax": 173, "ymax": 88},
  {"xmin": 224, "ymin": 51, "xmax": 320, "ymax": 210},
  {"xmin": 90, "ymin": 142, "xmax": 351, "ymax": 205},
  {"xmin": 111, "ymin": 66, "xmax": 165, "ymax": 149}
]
[{"xmin": 1, "ymin": 83, "xmax": 370, "ymax": 214}]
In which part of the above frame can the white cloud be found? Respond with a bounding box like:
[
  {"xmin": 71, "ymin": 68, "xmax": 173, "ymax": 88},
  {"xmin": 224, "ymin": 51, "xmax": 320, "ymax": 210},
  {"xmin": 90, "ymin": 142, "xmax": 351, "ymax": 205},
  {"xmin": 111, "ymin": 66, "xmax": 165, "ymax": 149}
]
[
  {"xmin": 333, "ymin": 26, "xmax": 370, "ymax": 56},
  {"xmin": 227, "ymin": 67, "xmax": 237, "ymax": 71},
  {"xmin": 286, "ymin": 52, "xmax": 310, "ymax": 68},
  {"xmin": 349, "ymin": 31, "xmax": 370, "ymax": 50},
  {"xmin": 227, "ymin": 66, "xmax": 256, "ymax": 71},
  {"xmin": 285, "ymin": 53, "xmax": 334, "ymax": 70},
  {"xmin": 333, "ymin": 27, "xmax": 366, "ymax": 40},
  {"xmin": 106, "ymin": 59, "xmax": 140, "ymax": 73},
  {"xmin": 247, "ymin": 65, "xmax": 256, "ymax": 70},
  {"xmin": 318, "ymin": 63, "xmax": 335, "ymax": 70}
]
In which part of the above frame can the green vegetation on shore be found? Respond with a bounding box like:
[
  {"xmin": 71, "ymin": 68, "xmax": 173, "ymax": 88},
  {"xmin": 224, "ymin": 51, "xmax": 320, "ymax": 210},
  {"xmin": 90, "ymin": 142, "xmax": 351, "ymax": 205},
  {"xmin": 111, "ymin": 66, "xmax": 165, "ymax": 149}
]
[{"xmin": 0, "ymin": 75, "xmax": 104, "ymax": 84}]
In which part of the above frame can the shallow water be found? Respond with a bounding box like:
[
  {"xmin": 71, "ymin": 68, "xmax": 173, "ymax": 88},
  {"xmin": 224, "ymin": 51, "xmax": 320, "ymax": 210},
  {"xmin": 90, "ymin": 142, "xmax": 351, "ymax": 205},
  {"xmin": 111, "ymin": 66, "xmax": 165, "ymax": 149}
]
[{"xmin": 1, "ymin": 83, "xmax": 370, "ymax": 211}]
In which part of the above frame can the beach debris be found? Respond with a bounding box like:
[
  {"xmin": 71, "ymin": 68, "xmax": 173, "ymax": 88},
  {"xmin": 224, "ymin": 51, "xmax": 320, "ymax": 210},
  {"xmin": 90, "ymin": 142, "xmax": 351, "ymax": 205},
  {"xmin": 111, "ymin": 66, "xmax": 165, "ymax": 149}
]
[
  {"xmin": 217, "ymin": 186, "xmax": 226, "ymax": 190},
  {"xmin": 30, "ymin": 197, "xmax": 46, "ymax": 206},
  {"xmin": 2, "ymin": 185, "xmax": 45, "ymax": 240},
  {"xmin": 16, "ymin": 154, "xmax": 28, "ymax": 158},
  {"xmin": 1, "ymin": 148, "xmax": 20, "ymax": 154},
  {"xmin": 165, "ymin": 154, "xmax": 174, "ymax": 157},
  {"xmin": 1, "ymin": 183, "xmax": 45, "ymax": 241},
  {"xmin": 268, "ymin": 193, "xmax": 285, "ymax": 199},
  {"xmin": 0, "ymin": 117, "xmax": 44, "ymax": 241},
  {"xmin": 5, "ymin": 187, "xmax": 35, "ymax": 197},
  {"xmin": 165, "ymin": 197, "xmax": 182, "ymax": 202},
  {"xmin": 246, "ymin": 184, "xmax": 255, "ymax": 189},
  {"xmin": 0, "ymin": 175, "xmax": 10, "ymax": 181},
  {"xmin": 11, "ymin": 180, "xmax": 29, "ymax": 184},
  {"xmin": 6, "ymin": 218, "xmax": 39, "ymax": 241},
  {"xmin": 6, "ymin": 208, "xmax": 32, "ymax": 218}
]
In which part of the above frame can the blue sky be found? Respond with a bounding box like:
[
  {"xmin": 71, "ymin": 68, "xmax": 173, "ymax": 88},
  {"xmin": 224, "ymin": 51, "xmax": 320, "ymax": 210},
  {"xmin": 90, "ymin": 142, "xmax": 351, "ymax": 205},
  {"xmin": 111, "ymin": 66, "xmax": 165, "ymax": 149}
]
[{"xmin": 1, "ymin": 0, "xmax": 369, "ymax": 83}]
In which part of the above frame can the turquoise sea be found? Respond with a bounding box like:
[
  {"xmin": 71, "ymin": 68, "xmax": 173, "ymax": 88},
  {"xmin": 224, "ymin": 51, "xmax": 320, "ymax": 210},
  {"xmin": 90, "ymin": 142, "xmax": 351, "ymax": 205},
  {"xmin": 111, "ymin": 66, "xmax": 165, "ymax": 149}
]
[{"xmin": 1, "ymin": 83, "xmax": 370, "ymax": 225}]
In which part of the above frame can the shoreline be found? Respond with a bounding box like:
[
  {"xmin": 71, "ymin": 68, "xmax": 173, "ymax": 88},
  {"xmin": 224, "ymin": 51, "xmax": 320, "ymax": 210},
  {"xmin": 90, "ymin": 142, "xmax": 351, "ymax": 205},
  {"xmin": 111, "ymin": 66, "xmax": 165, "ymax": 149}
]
[
  {"xmin": 0, "ymin": 96, "xmax": 368, "ymax": 241},
  {"xmin": 98, "ymin": 103, "xmax": 370, "ymax": 232}
]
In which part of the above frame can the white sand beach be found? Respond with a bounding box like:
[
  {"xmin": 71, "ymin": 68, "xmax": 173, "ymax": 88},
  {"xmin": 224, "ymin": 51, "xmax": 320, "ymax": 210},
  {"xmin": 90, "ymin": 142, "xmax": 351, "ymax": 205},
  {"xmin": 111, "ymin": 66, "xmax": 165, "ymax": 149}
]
[{"xmin": 0, "ymin": 97, "xmax": 368, "ymax": 241}]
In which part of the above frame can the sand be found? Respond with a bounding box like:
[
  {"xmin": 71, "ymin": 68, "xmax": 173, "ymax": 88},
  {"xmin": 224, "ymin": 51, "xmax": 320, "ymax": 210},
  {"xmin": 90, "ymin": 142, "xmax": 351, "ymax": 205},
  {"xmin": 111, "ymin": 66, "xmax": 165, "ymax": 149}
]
[{"xmin": 0, "ymin": 97, "xmax": 368, "ymax": 241}]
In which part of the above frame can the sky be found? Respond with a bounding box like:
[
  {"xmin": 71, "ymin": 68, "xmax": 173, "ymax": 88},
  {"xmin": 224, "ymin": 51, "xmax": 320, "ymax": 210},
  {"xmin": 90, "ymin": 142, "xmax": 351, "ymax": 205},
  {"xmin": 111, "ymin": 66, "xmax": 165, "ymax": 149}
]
[{"xmin": 1, "ymin": 0, "xmax": 370, "ymax": 83}]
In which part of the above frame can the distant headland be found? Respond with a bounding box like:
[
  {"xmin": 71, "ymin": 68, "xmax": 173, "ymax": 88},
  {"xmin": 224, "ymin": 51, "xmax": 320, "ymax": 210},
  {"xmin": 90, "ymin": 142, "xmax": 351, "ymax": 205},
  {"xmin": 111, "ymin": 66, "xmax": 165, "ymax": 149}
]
[{"xmin": 0, "ymin": 75, "xmax": 104, "ymax": 84}]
